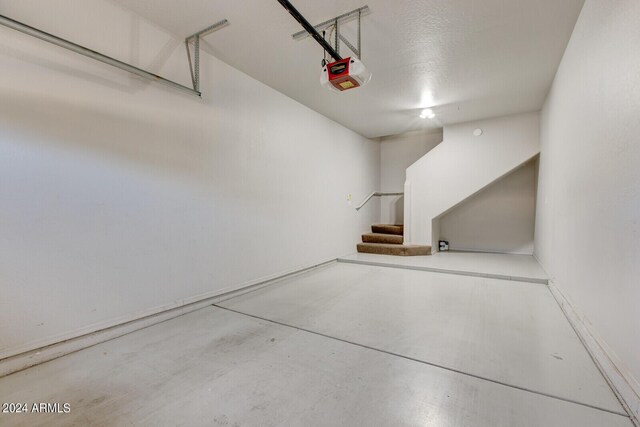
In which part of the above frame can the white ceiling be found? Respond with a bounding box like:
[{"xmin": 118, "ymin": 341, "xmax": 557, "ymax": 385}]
[{"xmin": 114, "ymin": 0, "xmax": 584, "ymax": 138}]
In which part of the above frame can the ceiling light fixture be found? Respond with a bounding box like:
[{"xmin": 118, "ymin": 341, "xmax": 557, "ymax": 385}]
[{"xmin": 420, "ymin": 108, "xmax": 435, "ymax": 119}]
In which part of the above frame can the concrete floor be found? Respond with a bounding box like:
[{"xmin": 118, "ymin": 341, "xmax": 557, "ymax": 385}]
[{"xmin": 0, "ymin": 256, "xmax": 633, "ymax": 426}]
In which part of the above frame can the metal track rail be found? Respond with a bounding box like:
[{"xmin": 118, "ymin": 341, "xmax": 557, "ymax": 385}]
[{"xmin": 276, "ymin": 0, "xmax": 342, "ymax": 61}]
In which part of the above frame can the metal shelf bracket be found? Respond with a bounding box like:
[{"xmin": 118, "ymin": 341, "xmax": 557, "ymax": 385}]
[
  {"xmin": 291, "ymin": 5, "xmax": 369, "ymax": 60},
  {"xmin": 0, "ymin": 14, "xmax": 228, "ymax": 97},
  {"xmin": 185, "ymin": 19, "xmax": 229, "ymax": 94}
]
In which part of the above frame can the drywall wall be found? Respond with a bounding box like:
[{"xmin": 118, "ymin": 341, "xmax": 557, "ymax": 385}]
[
  {"xmin": 439, "ymin": 158, "xmax": 537, "ymax": 254},
  {"xmin": 535, "ymin": 0, "xmax": 640, "ymax": 418},
  {"xmin": 0, "ymin": 0, "xmax": 379, "ymax": 360},
  {"xmin": 379, "ymin": 130, "xmax": 442, "ymax": 224},
  {"xmin": 404, "ymin": 112, "xmax": 540, "ymax": 249}
]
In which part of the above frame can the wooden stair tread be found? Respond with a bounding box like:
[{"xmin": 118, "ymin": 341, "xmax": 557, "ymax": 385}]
[{"xmin": 357, "ymin": 242, "xmax": 431, "ymax": 256}]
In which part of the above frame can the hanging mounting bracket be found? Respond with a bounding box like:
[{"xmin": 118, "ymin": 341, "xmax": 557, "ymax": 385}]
[
  {"xmin": 291, "ymin": 5, "xmax": 370, "ymax": 60},
  {"xmin": 0, "ymin": 13, "xmax": 228, "ymax": 97},
  {"xmin": 185, "ymin": 19, "xmax": 229, "ymax": 94}
]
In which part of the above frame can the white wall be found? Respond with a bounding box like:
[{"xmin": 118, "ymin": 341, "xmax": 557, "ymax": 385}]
[
  {"xmin": 0, "ymin": 0, "xmax": 380, "ymax": 359},
  {"xmin": 535, "ymin": 0, "xmax": 640, "ymax": 415},
  {"xmin": 379, "ymin": 130, "xmax": 442, "ymax": 224},
  {"xmin": 439, "ymin": 158, "xmax": 537, "ymax": 254},
  {"xmin": 405, "ymin": 112, "xmax": 540, "ymax": 248}
]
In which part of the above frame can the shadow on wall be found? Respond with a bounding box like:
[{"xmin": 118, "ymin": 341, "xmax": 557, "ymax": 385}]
[
  {"xmin": 0, "ymin": 8, "xmax": 184, "ymax": 96},
  {"xmin": 393, "ymin": 196, "xmax": 403, "ymax": 224},
  {"xmin": 0, "ymin": 89, "xmax": 215, "ymax": 185},
  {"xmin": 435, "ymin": 157, "xmax": 539, "ymax": 255},
  {"xmin": 380, "ymin": 195, "xmax": 405, "ymax": 225}
]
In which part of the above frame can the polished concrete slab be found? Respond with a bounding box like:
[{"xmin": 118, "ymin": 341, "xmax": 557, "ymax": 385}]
[
  {"xmin": 219, "ymin": 262, "xmax": 623, "ymax": 414},
  {"xmin": 0, "ymin": 307, "xmax": 632, "ymax": 427},
  {"xmin": 339, "ymin": 251, "xmax": 549, "ymax": 283}
]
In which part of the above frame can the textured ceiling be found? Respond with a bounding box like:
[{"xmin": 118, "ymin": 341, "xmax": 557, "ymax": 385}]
[{"xmin": 114, "ymin": 0, "xmax": 585, "ymax": 138}]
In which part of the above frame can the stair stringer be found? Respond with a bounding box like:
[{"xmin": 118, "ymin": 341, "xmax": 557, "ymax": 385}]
[{"xmin": 403, "ymin": 112, "xmax": 540, "ymax": 251}]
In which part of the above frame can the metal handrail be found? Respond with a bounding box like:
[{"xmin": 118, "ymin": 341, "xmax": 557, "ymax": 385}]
[{"xmin": 355, "ymin": 192, "xmax": 404, "ymax": 211}]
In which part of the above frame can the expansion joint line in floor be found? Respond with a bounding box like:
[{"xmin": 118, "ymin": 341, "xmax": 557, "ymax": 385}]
[
  {"xmin": 212, "ymin": 304, "xmax": 629, "ymax": 419},
  {"xmin": 336, "ymin": 259, "xmax": 549, "ymax": 285}
]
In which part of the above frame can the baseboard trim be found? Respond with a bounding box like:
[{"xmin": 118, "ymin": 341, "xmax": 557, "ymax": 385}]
[
  {"xmin": 448, "ymin": 248, "xmax": 534, "ymax": 256},
  {"xmin": 548, "ymin": 282, "xmax": 640, "ymax": 426},
  {"xmin": 337, "ymin": 257, "xmax": 548, "ymax": 285},
  {"xmin": 0, "ymin": 258, "xmax": 336, "ymax": 378}
]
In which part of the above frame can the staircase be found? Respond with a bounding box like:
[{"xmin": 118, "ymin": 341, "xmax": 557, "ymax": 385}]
[
  {"xmin": 404, "ymin": 112, "xmax": 540, "ymax": 248},
  {"xmin": 357, "ymin": 224, "xmax": 431, "ymax": 256}
]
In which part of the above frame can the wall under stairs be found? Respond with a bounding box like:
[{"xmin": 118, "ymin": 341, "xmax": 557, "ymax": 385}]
[
  {"xmin": 438, "ymin": 158, "xmax": 538, "ymax": 255},
  {"xmin": 404, "ymin": 112, "xmax": 540, "ymax": 250}
]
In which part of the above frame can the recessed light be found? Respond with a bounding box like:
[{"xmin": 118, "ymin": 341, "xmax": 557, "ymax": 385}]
[
  {"xmin": 473, "ymin": 128, "xmax": 483, "ymax": 136},
  {"xmin": 420, "ymin": 108, "xmax": 435, "ymax": 119}
]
